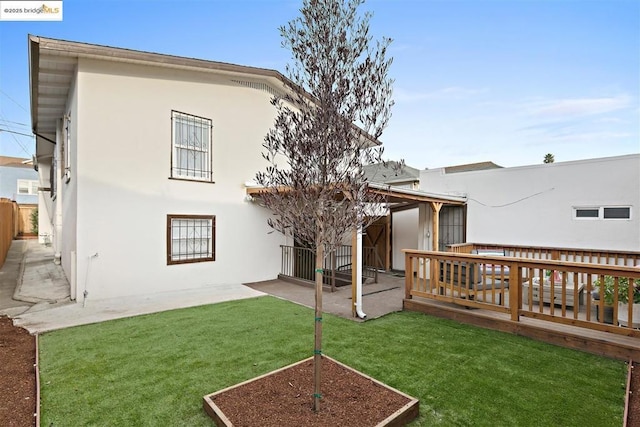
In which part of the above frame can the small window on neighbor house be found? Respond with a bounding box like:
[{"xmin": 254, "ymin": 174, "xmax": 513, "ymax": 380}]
[
  {"xmin": 574, "ymin": 206, "xmax": 632, "ymax": 220},
  {"xmin": 603, "ymin": 207, "xmax": 631, "ymax": 219},
  {"xmin": 575, "ymin": 208, "xmax": 599, "ymax": 219},
  {"xmin": 171, "ymin": 111, "xmax": 213, "ymax": 182},
  {"xmin": 167, "ymin": 214, "xmax": 215, "ymax": 265},
  {"xmin": 17, "ymin": 180, "xmax": 39, "ymax": 195}
]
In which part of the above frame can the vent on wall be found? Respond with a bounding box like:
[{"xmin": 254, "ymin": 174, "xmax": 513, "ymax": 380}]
[{"xmin": 231, "ymin": 79, "xmax": 284, "ymax": 99}]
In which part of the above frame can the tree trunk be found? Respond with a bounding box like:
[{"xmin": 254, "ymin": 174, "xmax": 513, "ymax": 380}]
[{"xmin": 313, "ymin": 241, "xmax": 324, "ymax": 412}]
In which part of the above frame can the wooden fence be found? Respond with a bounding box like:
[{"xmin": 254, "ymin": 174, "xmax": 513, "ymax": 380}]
[
  {"xmin": 0, "ymin": 198, "xmax": 19, "ymax": 267},
  {"xmin": 404, "ymin": 249, "xmax": 640, "ymax": 338},
  {"xmin": 17, "ymin": 204, "xmax": 37, "ymax": 236}
]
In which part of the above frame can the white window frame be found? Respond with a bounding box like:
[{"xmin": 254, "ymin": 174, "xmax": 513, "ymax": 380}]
[
  {"xmin": 573, "ymin": 206, "xmax": 631, "ymax": 220},
  {"xmin": 17, "ymin": 179, "xmax": 39, "ymax": 195},
  {"xmin": 170, "ymin": 111, "xmax": 213, "ymax": 182}
]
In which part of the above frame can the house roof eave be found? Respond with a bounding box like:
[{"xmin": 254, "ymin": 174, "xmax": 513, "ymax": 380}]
[{"xmin": 28, "ymin": 35, "xmax": 382, "ymax": 149}]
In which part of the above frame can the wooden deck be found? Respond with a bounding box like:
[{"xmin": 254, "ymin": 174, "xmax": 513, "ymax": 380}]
[
  {"xmin": 401, "ymin": 249, "xmax": 640, "ymax": 361},
  {"xmin": 403, "ymin": 296, "xmax": 640, "ymax": 361}
]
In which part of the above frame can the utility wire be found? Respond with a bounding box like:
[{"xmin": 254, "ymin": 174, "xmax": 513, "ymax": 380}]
[
  {"xmin": 0, "ymin": 89, "xmax": 29, "ymax": 112},
  {"xmin": 0, "ymin": 111, "xmax": 33, "ymax": 156},
  {"xmin": 0, "ymin": 118, "xmax": 30, "ymax": 128},
  {"xmin": 0, "ymin": 128, "xmax": 34, "ymax": 138},
  {"xmin": 468, "ymin": 188, "xmax": 555, "ymax": 208}
]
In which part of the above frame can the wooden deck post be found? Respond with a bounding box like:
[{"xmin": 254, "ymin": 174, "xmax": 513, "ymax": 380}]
[
  {"xmin": 405, "ymin": 252, "xmax": 413, "ymax": 300},
  {"xmin": 431, "ymin": 202, "xmax": 443, "ymax": 252},
  {"xmin": 509, "ymin": 263, "xmax": 521, "ymax": 322},
  {"xmin": 385, "ymin": 215, "xmax": 391, "ymax": 271}
]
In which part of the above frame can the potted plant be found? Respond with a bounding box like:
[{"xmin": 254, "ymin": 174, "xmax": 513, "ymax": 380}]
[
  {"xmin": 592, "ymin": 276, "xmax": 614, "ymax": 324},
  {"xmin": 594, "ymin": 276, "xmax": 640, "ymax": 327},
  {"xmin": 616, "ymin": 277, "xmax": 640, "ymax": 328}
]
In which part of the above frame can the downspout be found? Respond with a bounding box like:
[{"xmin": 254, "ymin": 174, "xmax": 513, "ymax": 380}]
[
  {"xmin": 355, "ymin": 224, "xmax": 367, "ymax": 319},
  {"xmin": 83, "ymin": 252, "xmax": 99, "ymax": 307},
  {"xmin": 53, "ymin": 119, "xmax": 63, "ymax": 264}
]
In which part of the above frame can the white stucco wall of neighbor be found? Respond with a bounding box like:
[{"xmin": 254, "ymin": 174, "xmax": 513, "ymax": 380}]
[
  {"xmin": 391, "ymin": 208, "xmax": 419, "ymax": 270},
  {"xmin": 70, "ymin": 58, "xmax": 285, "ymax": 300},
  {"xmin": 420, "ymin": 154, "xmax": 640, "ymax": 252}
]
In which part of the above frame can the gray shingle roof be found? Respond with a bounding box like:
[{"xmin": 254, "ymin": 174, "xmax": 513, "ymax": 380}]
[
  {"xmin": 443, "ymin": 161, "xmax": 502, "ymax": 174},
  {"xmin": 363, "ymin": 161, "xmax": 420, "ymax": 185}
]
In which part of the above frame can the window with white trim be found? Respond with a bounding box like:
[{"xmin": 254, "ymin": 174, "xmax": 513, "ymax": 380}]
[
  {"xmin": 17, "ymin": 179, "xmax": 39, "ymax": 195},
  {"xmin": 167, "ymin": 214, "xmax": 215, "ymax": 265},
  {"xmin": 171, "ymin": 111, "xmax": 213, "ymax": 181},
  {"xmin": 574, "ymin": 206, "xmax": 631, "ymax": 220}
]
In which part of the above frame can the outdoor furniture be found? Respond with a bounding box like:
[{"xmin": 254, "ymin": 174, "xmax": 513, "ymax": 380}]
[
  {"xmin": 439, "ymin": 261, "xmax": 509, "ymax": 305},
  {"xmin": 471, "ymin": 249, "xmax": 510, "ymax": 278},
  {"xmin": 522, "ymin": 277, "xmax": 585, "ymax": 309}
]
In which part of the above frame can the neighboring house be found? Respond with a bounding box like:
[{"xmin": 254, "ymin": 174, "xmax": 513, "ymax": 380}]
[
  {"xmin": 0, "ymin": 156, "xmax": 39, "ymax": 205},
  {"xmin": 363, "ymin": 161, "xmax": 420, "ymax": 190},
  {"xmin": 0, "ymin": 156, "xmax": 39, "ymax": 236},
  {"xmin": 29, "ymin": 35, "xmax": 296, "ymax": 301},
  {"xmin": 420, "ymin": 154, "xmax": 640, "ymax": 252}
]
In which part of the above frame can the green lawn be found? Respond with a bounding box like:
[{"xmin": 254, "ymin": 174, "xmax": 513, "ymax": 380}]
[{"xmin": 38, "ymin": 296, "xmax": 625, "ymax": 426}]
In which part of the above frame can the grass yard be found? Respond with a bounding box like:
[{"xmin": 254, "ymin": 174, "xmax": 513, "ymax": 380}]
[{"xmin": 39, "ymin": 296, "xmax": 625, "ymax": 426}]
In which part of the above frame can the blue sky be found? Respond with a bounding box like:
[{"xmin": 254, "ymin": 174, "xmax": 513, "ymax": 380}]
[{"xmin": 0, "ymin": 0, "xmax": 638, "ymax": 168}]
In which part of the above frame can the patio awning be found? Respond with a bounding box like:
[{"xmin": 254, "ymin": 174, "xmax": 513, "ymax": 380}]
[{"xmin": 245, "ymin": 181, "xmax": 466, "ymax": 206}]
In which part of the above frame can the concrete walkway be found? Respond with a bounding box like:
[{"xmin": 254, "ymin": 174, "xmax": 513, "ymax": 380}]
[
  {"xmin": 1, "ymin": 240, "xmax": 404, "ymax": 334},
  {"xmin": 0, "ymin": 240, "xmax": 265, "ymax": 333}
]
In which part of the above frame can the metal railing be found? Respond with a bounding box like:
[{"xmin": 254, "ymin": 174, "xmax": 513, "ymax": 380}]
[{"xmin": 280, "ymin": 245, "xmax": 381, "ymax": 286}]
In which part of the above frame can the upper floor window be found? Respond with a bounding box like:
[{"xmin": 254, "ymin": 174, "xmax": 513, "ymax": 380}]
[
  {"xmin": 574, "ymin": 206, "xmax": 631, "ymax": 220},
  {"xmin": 17, "ymin": 179, "xmax": 39, "ymax": 195},
  {"xmin": 171, "ymin": 111, "xmax": 213, "ymax": 182}
]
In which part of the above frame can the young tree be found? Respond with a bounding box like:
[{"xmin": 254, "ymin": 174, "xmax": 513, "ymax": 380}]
[
  {"xmin": 255, "ymin": 0, "xmax": 394, "ymax": 412},
  {"xmin": 544, "ymin": 153, "xmax": 555, "ymax": 163}
]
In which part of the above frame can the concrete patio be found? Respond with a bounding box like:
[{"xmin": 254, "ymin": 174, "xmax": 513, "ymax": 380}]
[{"xmin": 0, "ymin": 240, "xmax": 404, "ymax": 333}]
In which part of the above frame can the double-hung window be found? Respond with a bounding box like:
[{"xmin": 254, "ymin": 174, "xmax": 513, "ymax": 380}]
[
  {"xmin": 171, "ymin": 111, "xmax": 213, "ymax": 181},
  {"xmin": 167, "ymin": 214, "xmax": 215, "ymax": 265},
  {"xmin": 17, "ymin": 179, "xmax": 39, "ymax": 195}
]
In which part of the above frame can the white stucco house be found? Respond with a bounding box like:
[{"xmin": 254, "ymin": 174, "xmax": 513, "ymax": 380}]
[
  {"xmin": 29, "ymin": 35, "xmax": 297, "ymax": 301},
  {"xmin": 420, "ymin": 154, "xmax": 640, "ymax": 252},
  {"xmin": 385, "ymin": 155, "xmax": 639, "ymax": 271},
  {"xmin": 29, "ymin": 35, "xmax": 470, "ymax": 303}
]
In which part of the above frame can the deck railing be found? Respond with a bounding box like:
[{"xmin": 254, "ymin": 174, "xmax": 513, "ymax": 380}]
[
  {"xmin": 449, "ymin": 243, "xmax": 640, "ymax": 267},
  {"xmin": 404, "ymin": 249, "xmax": 640, "ymax": 337},
  {"xmin": 280, "ymin": 245, "xmax": 379, "ymax": 286}
]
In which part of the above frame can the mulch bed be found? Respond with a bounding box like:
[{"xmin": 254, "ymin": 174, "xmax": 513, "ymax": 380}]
[
  {"xmin": 0, "ymin": 316, "xmax": 36, "ymax": 427},
  {"xmin": 207, "ymin": 356, "xmax": 417, "ymax": 426}
]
